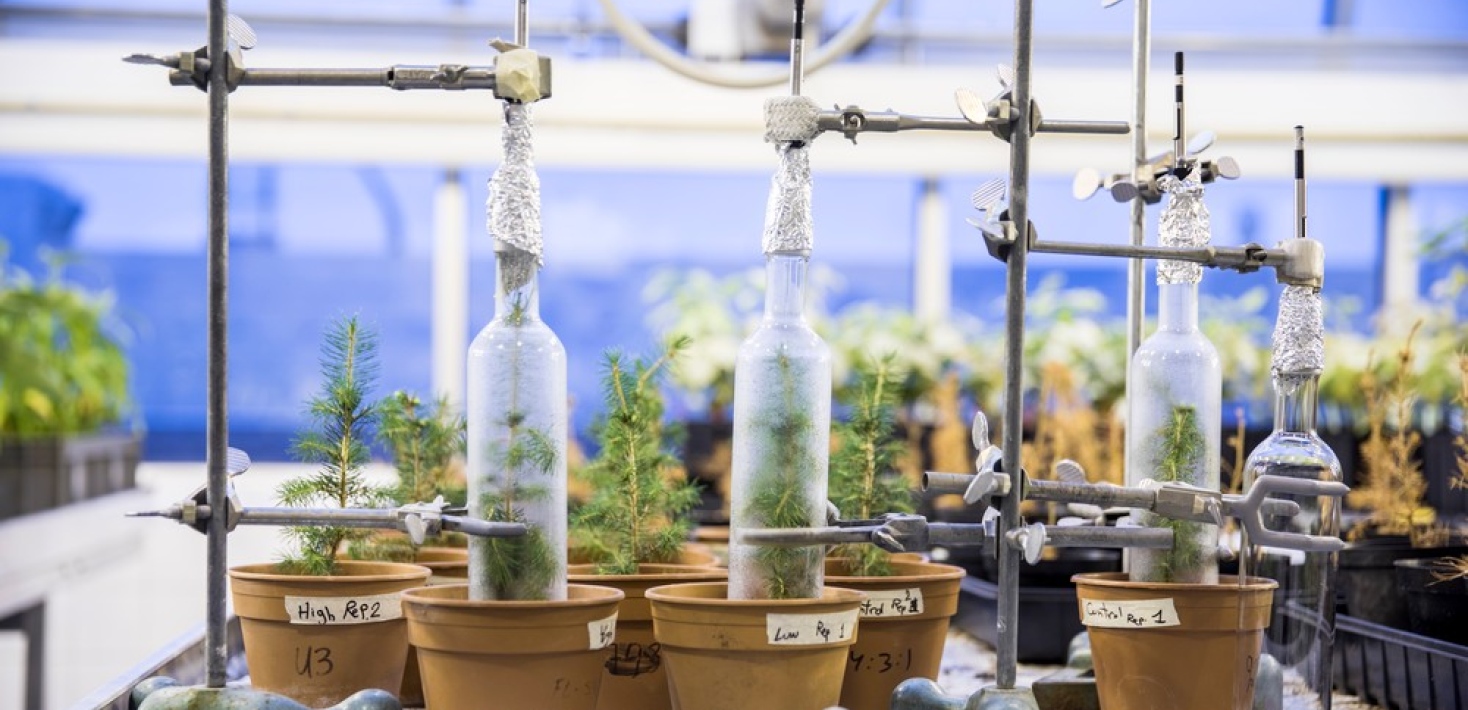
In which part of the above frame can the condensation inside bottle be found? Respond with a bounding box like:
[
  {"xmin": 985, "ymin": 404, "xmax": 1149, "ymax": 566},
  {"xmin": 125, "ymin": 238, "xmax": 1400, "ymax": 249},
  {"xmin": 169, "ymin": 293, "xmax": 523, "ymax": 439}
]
[
  {"xmin": 466, "ymin": 255, "xmax": 569, "ymax": 601},
  {"xmin": 727, "ymin": 252, "xmax": 832, "ymax": 600},
  {"xmin": 1125, "ymin": 281, "xmax": 1222, "ymax": 584}
]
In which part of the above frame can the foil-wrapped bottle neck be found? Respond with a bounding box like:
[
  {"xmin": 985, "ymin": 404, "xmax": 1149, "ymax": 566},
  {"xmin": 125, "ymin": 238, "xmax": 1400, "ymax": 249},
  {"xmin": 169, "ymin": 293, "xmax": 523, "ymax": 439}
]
[{"xmin": 1156, "ymin": 176, "xmax": 1210, "ymax": 286}]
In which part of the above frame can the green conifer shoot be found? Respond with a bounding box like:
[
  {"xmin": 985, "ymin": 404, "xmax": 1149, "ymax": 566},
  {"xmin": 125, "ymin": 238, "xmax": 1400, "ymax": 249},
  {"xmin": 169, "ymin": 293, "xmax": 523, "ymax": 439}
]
[{"xmin": 829, "ymin": 355, "xmax": 913, "ymax": 577}]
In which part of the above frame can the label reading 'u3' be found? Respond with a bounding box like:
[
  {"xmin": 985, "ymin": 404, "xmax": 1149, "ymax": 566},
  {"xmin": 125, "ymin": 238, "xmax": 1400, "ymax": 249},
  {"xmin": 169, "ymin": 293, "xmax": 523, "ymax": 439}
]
[{"xmin": 284, "ymin": 593, "xmax": 403, "ymax": 625}]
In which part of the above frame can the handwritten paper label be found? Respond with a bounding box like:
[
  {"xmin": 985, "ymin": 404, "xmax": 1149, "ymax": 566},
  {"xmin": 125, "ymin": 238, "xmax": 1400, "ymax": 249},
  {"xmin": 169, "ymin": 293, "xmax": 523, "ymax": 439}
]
[
  {"xmin": 858, "ymin": 588, "xmax": 924, "ymax": 618},
  {"xmin": 588, "ymin": 614, "xmax": 618, "ymax": 650},
  {"xmin": 766, "ymin": 609, "xmax": 859, "ymax": 646},
  {"xmin": 1079, "ymin": 598, "xmax": 1180, "ymax": 629},
  {"xmin": 284, "ymin": 593, "xmax": 402, "ymax": 626}
]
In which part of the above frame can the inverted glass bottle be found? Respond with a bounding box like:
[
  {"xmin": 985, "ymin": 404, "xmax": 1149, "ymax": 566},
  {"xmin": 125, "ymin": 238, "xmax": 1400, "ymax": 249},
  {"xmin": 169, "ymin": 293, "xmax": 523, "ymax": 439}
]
[
  {"xmin": 728, "ymin": 251, "xmax": 833, "ymax": 600},
  {"xmin": 1242, "ymin": 373, "xmax": 1341, "ymax": 709},
  {"xmin": 1126, "ymin": 280, "xmax": 1222, "ymax": 584},
  {"xmin": 466, "ymin": 250, "xmax": 568, "ymax": 601}
]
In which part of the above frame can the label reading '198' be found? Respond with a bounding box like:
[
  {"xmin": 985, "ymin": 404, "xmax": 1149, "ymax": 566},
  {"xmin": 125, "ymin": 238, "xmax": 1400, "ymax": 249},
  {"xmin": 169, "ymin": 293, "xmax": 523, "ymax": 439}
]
[{"xmin": 284, "ymin": 593, "xmax": 403, "ymax": 626}]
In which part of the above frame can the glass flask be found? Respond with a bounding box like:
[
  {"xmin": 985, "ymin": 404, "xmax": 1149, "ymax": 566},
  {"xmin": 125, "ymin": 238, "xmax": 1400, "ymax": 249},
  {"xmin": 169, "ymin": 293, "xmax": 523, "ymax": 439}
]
[
  {"xmin": 727, "ymin": 251, "xmax": 833, "ymax": 600},
  {"xmin": 1125, "ymin": 180, "xmax": 1222, "ymax": 584},
  {"xmin": 1242, "ymin": 353, "xmax": 1341, "ymax": 709}
]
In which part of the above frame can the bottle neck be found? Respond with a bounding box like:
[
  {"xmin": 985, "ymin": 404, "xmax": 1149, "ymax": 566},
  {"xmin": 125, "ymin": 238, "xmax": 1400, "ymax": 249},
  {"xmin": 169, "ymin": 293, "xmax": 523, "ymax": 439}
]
[
  {"xmin": 494, "ymin": 253, "xmax": 541, "ymax": 323},
  {"xmin": 1156, "ymin": 282, "xmax": 1200, "ymax": 332},
  {"xmin": 1273, "ymin": 374, "xmax": 1320, "ymax": 434},
  {"xmin": 763, "ymin": 251, "xmax": 810, "ymax": 322}
]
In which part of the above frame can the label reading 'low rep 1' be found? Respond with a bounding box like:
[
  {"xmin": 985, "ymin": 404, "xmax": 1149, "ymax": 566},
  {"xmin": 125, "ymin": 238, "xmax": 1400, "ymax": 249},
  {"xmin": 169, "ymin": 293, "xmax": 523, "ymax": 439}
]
[
  {"xmin": 588, "ymin": 614, "xmax": 618, "ymax": 650},
  {"xmin": 766, "ymin": 609, "xmax": 859, "ymax": 646},
  {"xmin": 284, "ymin": 593, "xmax": 403, "ymax": 626},
  {"xmin": 1079, "ymin": 597, "xmax": 1180, "ymax": 629},
  {"xmin": 858, "ymin": 588, "xmax": 924, "ymax": 618}
]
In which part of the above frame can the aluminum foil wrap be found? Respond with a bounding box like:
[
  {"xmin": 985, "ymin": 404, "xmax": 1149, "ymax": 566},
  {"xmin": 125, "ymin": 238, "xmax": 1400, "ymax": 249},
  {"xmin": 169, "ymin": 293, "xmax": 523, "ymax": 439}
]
[
  {"xmin": 488, "ymin": 102, "xmax": 542, "ymax": 292},
  {"xmin": 1271, "ymin": 284, "xmax": 1325, "ymax": 377},
  {"xmin": 764, "ymin": 96, "xmax": 822, "ymax": 145},
  {"xmin": 761, "ymin": 143, "xmax": 814, "ymax": 255},
  {"xmin": 1156, "ymin": 176, "xmax": 1210, "ymax": 285}
]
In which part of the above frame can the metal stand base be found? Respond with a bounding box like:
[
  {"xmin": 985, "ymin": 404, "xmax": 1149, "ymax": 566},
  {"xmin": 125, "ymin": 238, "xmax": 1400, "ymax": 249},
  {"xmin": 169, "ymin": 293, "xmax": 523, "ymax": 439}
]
[
  {"xmin": 133, "ymin": 678, "xmax": 402, "ymax": 710},
  {"xmin": 971, "ymin": 686, "xmax": 1041, "ymax": 710},
  {"xmin": 891, "ymin": 679, "xmax": 965, "ymax": 710}
]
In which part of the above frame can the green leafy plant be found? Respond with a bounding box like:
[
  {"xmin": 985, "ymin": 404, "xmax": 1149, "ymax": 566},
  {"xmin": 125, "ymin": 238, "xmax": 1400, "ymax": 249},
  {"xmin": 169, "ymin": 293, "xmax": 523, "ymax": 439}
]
[
  {"xmin": 0, "ymin": 249, "xmax": 130, "ymax": 437},
  {"xmin": 572, "ymin": 337, "xmax": 701, "ymax": 575},
  {"xmin": 745, "ymin": 352, "xmax": 824, "ymax": 599},
  {"xmin": 277, "ymin": 316, "xmax": 390, "ymax": 575},
  {"xmin": 350, "ymin": 391, "xmax": 467, "ymax": 561},
  {"xmin": 828, "ymin": 355, "xmax": 912, "ymax": 577},
  {"xmin": 1142, "ymin": 404, "xmax": 1207, "ymax": 582}
]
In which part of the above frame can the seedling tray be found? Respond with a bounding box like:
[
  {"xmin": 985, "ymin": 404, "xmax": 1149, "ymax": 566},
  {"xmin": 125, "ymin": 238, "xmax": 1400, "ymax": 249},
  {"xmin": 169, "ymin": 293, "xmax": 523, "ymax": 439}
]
[{"xmin": 1333, "ymin": 611, "xmax": 1468, "ymax": 710}]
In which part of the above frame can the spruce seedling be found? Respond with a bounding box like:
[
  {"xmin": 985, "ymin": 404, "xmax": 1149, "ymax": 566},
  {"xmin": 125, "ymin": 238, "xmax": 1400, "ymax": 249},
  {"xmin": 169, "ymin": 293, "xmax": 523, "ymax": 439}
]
[
  {"xmin": 351, "ymin": 391, "xmax": 467, "ymax": 561},
  {"xmin": 573, "ymin": 337, "xmax": 701, "ymax": 575},
  {"xmin": 1139, "ymin": 404, "xmax": 1208, "ymax": 582},
  {"xmin": 744, "ymin": 352, "xmax": 824, "ymax": 599},
  {"xmin": 277, "ymin": 316, "xmax": 389, "ymax": 575},
  {"xmin": 829, "ymin": 355, "xmax": 912, "ymax": 577},
  {"xmin": 1348, "ymin": 323, "xmax": 1435, "ymax": 542}
]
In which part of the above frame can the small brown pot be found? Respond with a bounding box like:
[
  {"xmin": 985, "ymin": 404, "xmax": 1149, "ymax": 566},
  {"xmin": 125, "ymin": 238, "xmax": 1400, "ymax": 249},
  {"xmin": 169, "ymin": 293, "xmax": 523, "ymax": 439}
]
[
  {"xmin": 569, "ymin": 564, "xmax": 729, "ymax": 710},
  {"xmin": 646, "ymin": 582, "xmax": 865, "ymax": 710},
  {"xmin": 228, "ymin": 561, "xmax": 431, "ymax": 708},
  {"xmin": 402, "ymin": 583, "xmax": 626, "ymax": 710},
  {"xmin": 399, "ymin": 547, "xmax": 471, "ymax": 707},
  {"xmin": 824, "ymin": 559, "xmax": 965, "ymax": 710},
  {"xmin": 1074, "ymin": 573, "xmax": 1278, "ymax": 710}
]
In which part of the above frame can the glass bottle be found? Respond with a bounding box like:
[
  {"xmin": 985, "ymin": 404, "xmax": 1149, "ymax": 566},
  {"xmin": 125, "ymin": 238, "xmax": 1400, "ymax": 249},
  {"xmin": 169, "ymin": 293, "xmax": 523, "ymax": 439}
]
[
  {"xmin": 467, "ymin": 103, "xmax": 567, "ymax": 602},
  {"xmin": 1242, "ymin": 353, "xmax": 1341, "ymax": 709},
  {"xmin": 1125, "ymin": 180, "xmax": 1222, "ymax": 585},
  {"xmin": 727, "ymin": 250, "xmax": 833, "ymax": 600}
]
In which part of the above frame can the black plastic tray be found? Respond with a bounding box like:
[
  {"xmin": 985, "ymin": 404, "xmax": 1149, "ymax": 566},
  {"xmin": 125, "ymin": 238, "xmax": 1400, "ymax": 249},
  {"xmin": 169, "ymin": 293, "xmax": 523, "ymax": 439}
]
[
  {"xmin": 1334, "ymin": 611, "xmax": 1468, "ymax": 710},
  {"xmin": 954, "ymin": 575, "xmax": 1085, "ymax": 664}
]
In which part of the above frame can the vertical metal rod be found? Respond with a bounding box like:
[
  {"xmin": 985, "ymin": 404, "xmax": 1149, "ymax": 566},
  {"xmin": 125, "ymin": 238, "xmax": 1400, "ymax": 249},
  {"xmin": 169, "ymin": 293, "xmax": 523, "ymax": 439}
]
[
  {"xmin": 790, "ymin": 0, "xmax": 807, "ymax": 96},
  {"xmin": 1125, "ymin": 0, "xmax": 1149, "ymax": 363},
  {"xmin": 1295, "ymin": 125, "xmax": 1307, "ymax": 240},
  {"xmin": 515, "ymin": 0, "xmax": 529, "ymax": 46},
  {"xmin": 994, "ymin": 0, "xmax": 1034, "ymax": 691},
  {"xmin": 204, "ymin": 0, "xmax": 230, "ymax": 689},
  {"xmin": 1172, "ymin": 51, "xmax": 1185, "ymax": 172}
]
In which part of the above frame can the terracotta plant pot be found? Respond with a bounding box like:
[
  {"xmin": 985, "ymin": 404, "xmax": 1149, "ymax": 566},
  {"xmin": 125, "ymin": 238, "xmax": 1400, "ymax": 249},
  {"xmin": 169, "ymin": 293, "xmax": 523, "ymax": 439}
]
[
  {"xmin": 228, "ymin": 561, "xmax": 431, "ymax": 708},
  {"xmin": 399, "ymin": 547, "xmax": 471, "ymax": 707},
  {"xmin": 646, "ymin": 582, "xmax": 865, "ymax": 710},
  {"xmin": 1074, "ymin": 573, "xmax": 1277, "ymax": 710},
  {"xmin": 824, "ymin": 559, "xmax": 965, "ymax": 710},
  {"xmin": 402, "ymin": 583, "xmax": 626, "ymax": 710},
  {"xmin": 569, "ymin": 563, "xmax": 729, "ymax": 710}
]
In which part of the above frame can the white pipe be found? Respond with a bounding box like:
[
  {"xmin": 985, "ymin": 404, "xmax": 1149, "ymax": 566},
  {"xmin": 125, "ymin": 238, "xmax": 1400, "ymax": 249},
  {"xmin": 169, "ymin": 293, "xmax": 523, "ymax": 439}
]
[
  {"xmin": 593, "ymin": 0, "xmax": 892, "ymax": 89},
  {"xmin": 1380, "ymin": 184, "xmax": 1420, "ymax": 335},
  {"xmin": 914, "ymin": 177, "xmax": 950, "ymax": 323},
  {"xmin": 432, "ymin": 168, "xmax": 469, "ymax": 409}
]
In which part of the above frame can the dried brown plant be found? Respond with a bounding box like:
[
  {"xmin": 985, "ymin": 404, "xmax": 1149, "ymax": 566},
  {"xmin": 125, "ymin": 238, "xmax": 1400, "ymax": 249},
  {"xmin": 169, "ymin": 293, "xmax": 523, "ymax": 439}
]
[
  {"xmin": 1452, "ymin": 353, "xmax": 1468, "ymax": 492},
  {"xmin": 1347, "ymin": 322, "xmax": 1434, "ymax": 542},
  {"xmin": 1020, "ymin": 362, "xmax": 1120, "ymax": 521},
  {"xmin": 1429, "ymin": 555, "xmax": 1468, "ymax": 584}
]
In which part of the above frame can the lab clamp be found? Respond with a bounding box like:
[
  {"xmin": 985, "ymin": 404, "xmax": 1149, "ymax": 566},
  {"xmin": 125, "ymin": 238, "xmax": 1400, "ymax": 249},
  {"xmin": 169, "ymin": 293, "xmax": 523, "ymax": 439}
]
[
  {"xmin": 741, "ymin": 2, "xmax": 1347, "ymax": 709},
  {"xmin": 122, "ymin": 8, "xmax": 546, "ymax": 709}
]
